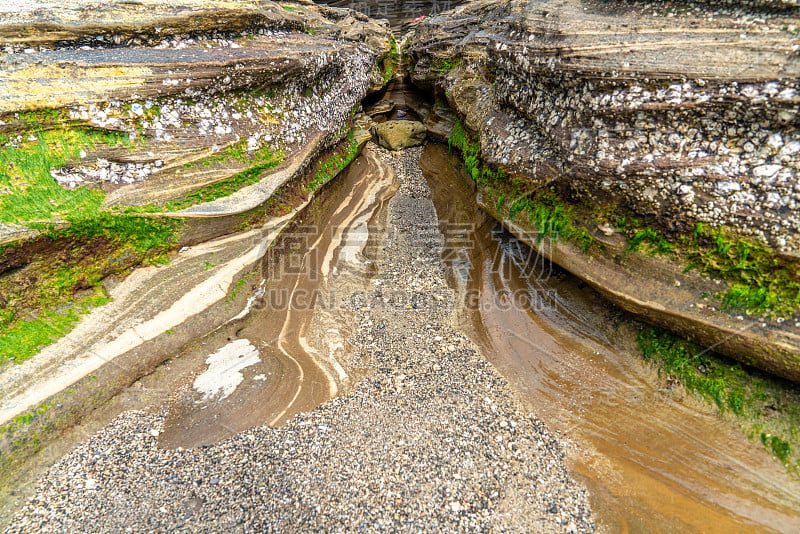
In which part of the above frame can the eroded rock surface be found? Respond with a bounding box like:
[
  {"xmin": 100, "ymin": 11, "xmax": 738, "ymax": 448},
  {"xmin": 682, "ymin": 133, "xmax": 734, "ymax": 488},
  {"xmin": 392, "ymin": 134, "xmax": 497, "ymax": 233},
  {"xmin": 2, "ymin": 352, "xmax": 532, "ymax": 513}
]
[
  {"xmin": 410, "ymin": 0, "xmax": 800, "ymax": 253},
  {"xmin": 373, "ymin": 119, "xmax": 427, "ymax": 150},
  {"xmin": 0, "ymin": 0, "xmax": 392, "ymax": 233},
  {"xmin": 407, "ymin": 0, "xmax": 800, "ymax": 379}
]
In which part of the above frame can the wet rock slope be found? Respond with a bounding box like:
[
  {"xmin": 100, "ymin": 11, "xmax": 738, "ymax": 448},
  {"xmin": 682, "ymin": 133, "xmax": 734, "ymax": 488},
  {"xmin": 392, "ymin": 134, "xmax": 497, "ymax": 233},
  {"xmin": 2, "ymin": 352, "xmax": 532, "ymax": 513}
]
[
  {"xmin": 5, "ymin": 146, "xmax": 595, "ymax": 533},
  {"xmin": 407, "ymin": 0, "xmax": 800, "ymax": 381},
  {"xmin": 0, "ymin": 0, "xmax": 391, "ymax": 505}
]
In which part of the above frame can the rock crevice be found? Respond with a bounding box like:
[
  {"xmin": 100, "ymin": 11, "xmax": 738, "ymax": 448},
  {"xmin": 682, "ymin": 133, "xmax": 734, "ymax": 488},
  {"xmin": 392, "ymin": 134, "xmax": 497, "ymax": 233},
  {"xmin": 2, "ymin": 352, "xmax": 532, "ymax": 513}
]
[{"xmin": 406, "ymin": 0, "xmax": 800, "ymax": 380}]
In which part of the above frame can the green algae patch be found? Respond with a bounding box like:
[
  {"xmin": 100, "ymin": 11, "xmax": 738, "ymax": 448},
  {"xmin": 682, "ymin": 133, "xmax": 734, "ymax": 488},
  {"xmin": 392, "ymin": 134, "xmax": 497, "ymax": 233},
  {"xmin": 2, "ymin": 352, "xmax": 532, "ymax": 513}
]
[
  {"xmin": 449, "ymin": 119, "xmax": 594, "ymax": 253},
  {"xmin": 686, "ymin": 224, "xmax": 800, "ymax": 317},
  {"xmin": 379, "ymin": 35, "xmax": 399, "ymax": 85},
  {"xmin": 625, "ymin": 227, "xmax": 673, "ymax": 256},
  {"xmin": 0, "ymin": 107, "xmax": 182, "ymax": 364},
  {"xmin": 433, "ymin": 57, "xmax": 463, "ymax": 75},
  {"xmin": 166, "ymin": 149, "xmax": 284, "ymax": 211},
  {"xmin": 605, "ymin": 214, "xmax": 800, "ymax": 317},
  {"xmin": 611, "ymin": 212, "xmax": 800, "ymax": 317},
  {"xmin": 0, "ymin": 120, "xmax": 130, "ymax": 224},
  {"xmin": 0, "ymin": 214, "xmax": 181, "ymax": 366},
  {"xmin": 237, "ymin": 130, "xmax": 362, "ymax": 231},
  {"xmin": 638, "ymin": 326, "xmax": 800, "ymax": 472},
  {"xmin": 308, "ymin": 131, "xmax": 359, "ymax": 192},
  {"xmin": 129, "ymin": 141, "xmax": 285, "ymax": 213},
  {"xmin": 0, "ymin": 291, "xmax": 110, "ymax": 366}
]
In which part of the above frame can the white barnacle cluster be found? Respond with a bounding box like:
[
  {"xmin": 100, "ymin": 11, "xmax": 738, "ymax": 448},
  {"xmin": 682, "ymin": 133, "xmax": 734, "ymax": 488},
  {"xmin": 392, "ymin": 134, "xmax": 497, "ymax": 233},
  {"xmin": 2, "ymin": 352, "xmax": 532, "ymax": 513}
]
[
  {"xmin": 48, "ymin": 35, "xmax": 379, "ymax": 195},
  {"xmin": 482, "ymin": 28, "xmax": 800, "ymax": 251}
]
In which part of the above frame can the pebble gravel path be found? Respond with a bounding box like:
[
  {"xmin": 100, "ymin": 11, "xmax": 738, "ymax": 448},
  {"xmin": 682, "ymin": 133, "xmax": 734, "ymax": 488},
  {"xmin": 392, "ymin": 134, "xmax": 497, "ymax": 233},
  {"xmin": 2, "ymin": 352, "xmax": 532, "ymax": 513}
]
[{"xmin": 6, "ymin": 145, "xmax": 594, "ymax": 533}]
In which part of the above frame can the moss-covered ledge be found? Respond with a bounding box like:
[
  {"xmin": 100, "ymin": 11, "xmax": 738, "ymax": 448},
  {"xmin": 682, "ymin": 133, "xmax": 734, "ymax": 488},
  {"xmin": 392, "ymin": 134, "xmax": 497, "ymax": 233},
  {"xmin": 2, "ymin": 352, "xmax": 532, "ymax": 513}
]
[
  {"xmin": 444, "ymin": 116, "xmax": 800, "ymax": 382},
  {"xmin": 484, "ymin": 199, "xmax": 800, "ymax": 381}
]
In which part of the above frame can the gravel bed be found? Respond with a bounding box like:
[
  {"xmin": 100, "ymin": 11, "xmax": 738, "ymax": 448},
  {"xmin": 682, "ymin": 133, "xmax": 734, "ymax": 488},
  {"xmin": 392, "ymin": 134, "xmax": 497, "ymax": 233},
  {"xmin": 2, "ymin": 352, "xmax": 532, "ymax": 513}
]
[{"xmin": 6, "ymin": 145, "xmax": 594, "ymax": 533}]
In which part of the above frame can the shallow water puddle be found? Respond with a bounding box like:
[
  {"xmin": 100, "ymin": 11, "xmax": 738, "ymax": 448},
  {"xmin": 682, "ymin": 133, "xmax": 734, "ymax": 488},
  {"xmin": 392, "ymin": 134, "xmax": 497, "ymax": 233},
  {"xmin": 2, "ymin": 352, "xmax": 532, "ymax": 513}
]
[
  {"xmin": 420, "ymin": 142, "xmax": 800, "ymax": 534},
  {"xmin": 157, "ymin": 148, "xmax": 398, "ymax": 449}
]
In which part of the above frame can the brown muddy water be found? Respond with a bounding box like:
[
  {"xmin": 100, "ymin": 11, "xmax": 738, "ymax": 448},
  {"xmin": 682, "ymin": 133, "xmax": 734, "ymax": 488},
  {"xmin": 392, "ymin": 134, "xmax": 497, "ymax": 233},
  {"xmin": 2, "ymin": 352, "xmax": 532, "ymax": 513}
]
[
  {"xmin": 5, "ymin": 143, "xmax": 800, "ymax": 533},
  {"xmin": 158, "ymin": 148, "xmax": 398, "ymax": 448},
  {"xmin": 420, "ymin": 142, "xmax": 800, "ymax": 534},
  {"xmin": 0, "ymin": 148, "xmax": 397, "ymax": 524}
]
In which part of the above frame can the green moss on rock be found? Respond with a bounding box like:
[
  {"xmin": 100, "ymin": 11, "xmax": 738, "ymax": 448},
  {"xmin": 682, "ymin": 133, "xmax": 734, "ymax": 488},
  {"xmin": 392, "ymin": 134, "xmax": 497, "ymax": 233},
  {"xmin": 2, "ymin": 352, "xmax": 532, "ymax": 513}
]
[{"xmin": 637, "ymin": 326, "xmax": 800, "ymax": 472}]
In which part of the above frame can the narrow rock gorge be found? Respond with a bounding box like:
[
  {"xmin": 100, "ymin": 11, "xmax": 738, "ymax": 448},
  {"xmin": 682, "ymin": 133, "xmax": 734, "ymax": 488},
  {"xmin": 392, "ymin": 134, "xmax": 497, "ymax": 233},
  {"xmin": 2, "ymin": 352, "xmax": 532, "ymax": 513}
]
[
  {"xmin": 1, "ymin": 0, "xmax": 799, "ymax": 532},
  {"xmin": 407, "ymin": 0, "xmax": 800, "ymax": 381}
]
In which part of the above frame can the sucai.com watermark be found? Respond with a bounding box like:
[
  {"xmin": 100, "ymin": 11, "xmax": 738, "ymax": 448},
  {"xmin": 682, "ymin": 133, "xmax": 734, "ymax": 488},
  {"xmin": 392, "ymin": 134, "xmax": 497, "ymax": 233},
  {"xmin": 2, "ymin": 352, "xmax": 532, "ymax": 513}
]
[
  {"xmin": 244, "ymin": 286, "xmax": 561, "ymax": 315},
  {"xmin": 255, "ymin": 222, "xmax": 556, "ymax": 281},
  {"xmin": 243, "ymin": 220, "xmax": 562, "ymax": 315}
]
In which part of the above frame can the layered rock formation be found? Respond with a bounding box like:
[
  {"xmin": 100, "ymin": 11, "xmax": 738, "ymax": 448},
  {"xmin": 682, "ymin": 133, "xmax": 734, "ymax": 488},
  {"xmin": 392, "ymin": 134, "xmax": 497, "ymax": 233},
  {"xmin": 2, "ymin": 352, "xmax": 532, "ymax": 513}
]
[
  {"xmin": 0, "ymin": 0, "xmax": 390, "ymax": 222},
  {"xmin": 0, "ymin": 0, "xmax": 390, "ymax": 490},
  {"xmin": 407, "ymin": 0, "xmax": 800, "ymax": 380},
  {"xmin": 319, "ymin": 0, "xmax": 466, "ymax": 32}
]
